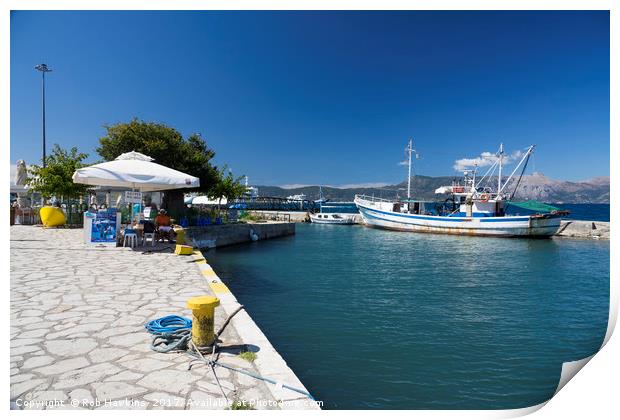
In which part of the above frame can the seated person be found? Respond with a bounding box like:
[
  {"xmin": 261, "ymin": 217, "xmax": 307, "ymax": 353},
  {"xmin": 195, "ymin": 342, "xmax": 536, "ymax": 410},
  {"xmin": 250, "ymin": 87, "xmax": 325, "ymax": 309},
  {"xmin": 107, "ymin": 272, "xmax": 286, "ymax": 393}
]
[{"xmin": 155, "ymin": 209, "xmax": 176, "ymax": 242}]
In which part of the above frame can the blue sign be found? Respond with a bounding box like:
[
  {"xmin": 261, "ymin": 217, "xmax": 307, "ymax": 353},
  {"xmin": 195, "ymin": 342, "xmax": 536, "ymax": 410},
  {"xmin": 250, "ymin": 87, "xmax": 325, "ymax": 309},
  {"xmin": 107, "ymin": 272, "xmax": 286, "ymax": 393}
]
[{"xmin": 90, "ymin": 208, "xmax": 118, "ymax": 243}]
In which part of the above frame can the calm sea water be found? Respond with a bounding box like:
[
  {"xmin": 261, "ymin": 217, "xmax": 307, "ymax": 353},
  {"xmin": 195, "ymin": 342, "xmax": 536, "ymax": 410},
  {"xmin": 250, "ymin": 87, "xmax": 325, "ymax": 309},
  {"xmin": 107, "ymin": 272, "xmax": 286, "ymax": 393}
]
[
  {"xmin": 207, "ymin": 224, "xmax": 609, "ymax": 409},
  {"xmin": 552, "ymin": 203, "xmax": 609, "ymax": 222},
  {"xmin": 507, "ymin": 203, "xmax": 610, "ymax": 222}
]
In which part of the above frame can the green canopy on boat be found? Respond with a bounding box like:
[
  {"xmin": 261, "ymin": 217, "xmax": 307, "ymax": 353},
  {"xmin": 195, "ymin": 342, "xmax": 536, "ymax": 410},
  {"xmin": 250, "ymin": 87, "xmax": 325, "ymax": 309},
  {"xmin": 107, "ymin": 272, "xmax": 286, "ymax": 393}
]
[{"xmin": 505, "ymin": 200, "xmax": 560, "ymax": 213}]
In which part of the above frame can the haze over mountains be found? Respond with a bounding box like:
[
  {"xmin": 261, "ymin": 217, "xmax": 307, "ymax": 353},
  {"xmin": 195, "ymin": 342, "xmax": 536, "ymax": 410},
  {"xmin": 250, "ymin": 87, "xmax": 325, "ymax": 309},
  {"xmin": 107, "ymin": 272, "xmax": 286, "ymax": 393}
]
[{"xmin": 258, "ymin": 174, "xmax": 610, "ymax": 203}]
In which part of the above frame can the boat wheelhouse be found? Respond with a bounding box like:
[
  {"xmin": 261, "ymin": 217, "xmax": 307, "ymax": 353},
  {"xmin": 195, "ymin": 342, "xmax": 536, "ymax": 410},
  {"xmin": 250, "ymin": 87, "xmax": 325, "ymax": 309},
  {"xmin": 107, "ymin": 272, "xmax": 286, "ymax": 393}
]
[{"xmin": 354, "ymin": 141, "xmax": 567, "ymax": 237}]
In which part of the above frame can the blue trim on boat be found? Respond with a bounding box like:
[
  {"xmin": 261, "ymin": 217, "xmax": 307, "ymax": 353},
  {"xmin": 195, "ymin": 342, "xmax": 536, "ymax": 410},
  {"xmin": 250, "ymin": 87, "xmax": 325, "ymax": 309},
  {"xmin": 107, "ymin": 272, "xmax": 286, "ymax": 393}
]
[
  {"xmin": 360, "ymin": 211, "xmax": 534, "ymax": 230},
  {"xmin": 480, "ymin": 217, "xmax": 530, "ymax": 222},
  {"xmin": 448, "ymin": 212, "xmax": 493, "ymax": 217},
  {"xmin": 356, "ymin": 203, "xmax": 531, "ymax": 223}
]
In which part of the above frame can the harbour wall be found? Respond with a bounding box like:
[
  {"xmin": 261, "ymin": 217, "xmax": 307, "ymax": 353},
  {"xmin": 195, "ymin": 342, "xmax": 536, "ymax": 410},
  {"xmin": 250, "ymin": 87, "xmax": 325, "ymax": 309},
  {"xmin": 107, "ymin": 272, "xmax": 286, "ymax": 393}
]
[
  {"xmin": 185, "ymin": 222, "xmax": 295, "ymax": 249},
  {"xmin": 555, "ymin": 220, "xmax": 610, "ymax": 239}
]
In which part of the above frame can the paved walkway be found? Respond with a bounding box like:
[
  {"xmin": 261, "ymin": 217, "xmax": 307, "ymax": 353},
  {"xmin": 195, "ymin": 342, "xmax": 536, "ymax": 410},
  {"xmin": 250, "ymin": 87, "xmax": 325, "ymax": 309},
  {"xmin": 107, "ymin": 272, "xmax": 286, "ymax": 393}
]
[{"xmin": 10, "ymin": 225, "xmax": 279, "ymax": 410}]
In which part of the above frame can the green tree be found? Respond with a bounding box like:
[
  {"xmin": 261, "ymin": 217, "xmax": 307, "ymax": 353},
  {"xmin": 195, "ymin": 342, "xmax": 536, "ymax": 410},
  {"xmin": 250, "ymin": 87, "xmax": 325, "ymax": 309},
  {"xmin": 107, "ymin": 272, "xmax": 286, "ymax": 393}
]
[
  {"xmin": 211, "ymin": 166, "xmax": 247, "ymax": 210},
  {"xmin": 96, "ymin": 118, "xmax": 220, "ymax": 216},
  {"xmin": 27, "ymin": 144, "xmax": 92, "ymax": 202}
]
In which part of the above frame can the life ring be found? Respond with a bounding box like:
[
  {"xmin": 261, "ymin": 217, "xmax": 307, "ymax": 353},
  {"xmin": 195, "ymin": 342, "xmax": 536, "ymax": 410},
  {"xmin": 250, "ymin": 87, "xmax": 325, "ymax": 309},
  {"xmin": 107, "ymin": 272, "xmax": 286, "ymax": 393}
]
[
  {"xmin": 480, "ymin": 193, "xmax": 490, "ymax": 203},
  {"xmin": 250, "ymin": 229, "xmax": 259, "ymax": 242}
]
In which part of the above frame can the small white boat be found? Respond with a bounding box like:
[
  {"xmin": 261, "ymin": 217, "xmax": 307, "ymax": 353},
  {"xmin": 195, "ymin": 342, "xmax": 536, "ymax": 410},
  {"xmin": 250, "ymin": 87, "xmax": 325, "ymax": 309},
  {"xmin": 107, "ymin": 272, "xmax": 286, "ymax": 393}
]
[
  {"xmin": 354, "ymin": 140, "xmax": 567, "ymax": 237},
  {"xmin": 309, "ymin": 212, "xmax": 357, "ymax": 224}
]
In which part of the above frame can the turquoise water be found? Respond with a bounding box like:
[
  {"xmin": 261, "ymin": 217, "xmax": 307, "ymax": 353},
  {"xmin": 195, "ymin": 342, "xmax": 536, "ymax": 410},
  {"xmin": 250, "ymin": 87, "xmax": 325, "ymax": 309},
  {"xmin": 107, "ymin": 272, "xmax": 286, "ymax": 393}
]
[
  {"xmin": 207, "ymin": 224, "xmax": 609, "ymax": 409},
  {"xmin": 511, "ymin": 203, "xmax": 610, "ymax": 222}
]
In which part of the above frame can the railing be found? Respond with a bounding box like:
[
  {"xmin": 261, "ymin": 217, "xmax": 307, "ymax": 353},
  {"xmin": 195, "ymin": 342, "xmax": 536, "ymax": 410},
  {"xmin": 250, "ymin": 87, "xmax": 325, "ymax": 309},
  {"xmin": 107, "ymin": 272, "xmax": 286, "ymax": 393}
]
[
  {"xmin": 12, "ymin": 208, "xmax": 41, "ymax": 225},
  {"xmin": 173, "ymin": 207, "xmax": 238, "ymax": 227},
  {"xmin": 354, "ymin": 194, "xmax": 395, "ymax": 203},
  {"xmin": 228, "ymin": 196, "xmax": 320, "ymax": 212},
  {"xmin": 12, "ymin": 203, "xmax": 87, "ymax": 227}
]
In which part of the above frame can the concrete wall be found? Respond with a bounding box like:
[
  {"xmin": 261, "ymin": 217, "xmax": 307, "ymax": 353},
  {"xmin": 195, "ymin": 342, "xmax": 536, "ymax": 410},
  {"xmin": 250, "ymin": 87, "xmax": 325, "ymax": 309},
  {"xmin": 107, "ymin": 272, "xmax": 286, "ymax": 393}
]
[
  {"xmin": 185, "ymin": 222, "xmax": 295, "ymax": 249},
  {"xmin": 555, "ymin": 220, "xmax": 610, "ymax": 239}
]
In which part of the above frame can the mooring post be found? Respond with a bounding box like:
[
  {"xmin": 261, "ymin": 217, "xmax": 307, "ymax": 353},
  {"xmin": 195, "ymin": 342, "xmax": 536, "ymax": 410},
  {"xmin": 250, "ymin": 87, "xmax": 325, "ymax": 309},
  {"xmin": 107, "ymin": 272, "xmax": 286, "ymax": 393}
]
[{"xmin": 186, "ymin": 296, "xmax": 220, "ymax": 348}]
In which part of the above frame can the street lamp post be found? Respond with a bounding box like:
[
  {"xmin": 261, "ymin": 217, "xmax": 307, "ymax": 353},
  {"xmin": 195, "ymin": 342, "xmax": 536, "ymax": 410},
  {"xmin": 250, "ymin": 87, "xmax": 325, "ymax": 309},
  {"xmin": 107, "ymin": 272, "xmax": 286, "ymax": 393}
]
[{"xmin": 34, "ymin": 63, "xmax": 52, "ymax": 168}]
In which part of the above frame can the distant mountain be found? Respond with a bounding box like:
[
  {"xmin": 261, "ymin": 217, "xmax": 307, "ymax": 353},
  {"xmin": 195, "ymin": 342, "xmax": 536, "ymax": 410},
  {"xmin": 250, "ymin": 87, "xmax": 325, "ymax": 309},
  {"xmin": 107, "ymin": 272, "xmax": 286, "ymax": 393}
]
[
  {"xmin": 256, "ymin": 174, "xmax": 609, "ymax": 204},
  {"xmin": 504, "ymin": 173, "xmax": 609, "ymax": 203}
]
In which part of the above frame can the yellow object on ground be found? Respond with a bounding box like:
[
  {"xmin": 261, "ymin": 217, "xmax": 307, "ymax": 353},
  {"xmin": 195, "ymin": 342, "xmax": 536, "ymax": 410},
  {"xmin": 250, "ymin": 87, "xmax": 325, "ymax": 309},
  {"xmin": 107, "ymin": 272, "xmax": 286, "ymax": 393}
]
[
  {"xmin": 174, "ymin": 227, "xmax": 186, "ymax": 245},
  {"xmin": 187, "ymin": 295, "xmax": 220, "ymax": 347},
  {"xmin": 174, "ymin": 244, "xmax": 193, "ymax": 255},
  {"xmin": 39, "ymin": 206, "xmax": 66, "ymax": 227}
]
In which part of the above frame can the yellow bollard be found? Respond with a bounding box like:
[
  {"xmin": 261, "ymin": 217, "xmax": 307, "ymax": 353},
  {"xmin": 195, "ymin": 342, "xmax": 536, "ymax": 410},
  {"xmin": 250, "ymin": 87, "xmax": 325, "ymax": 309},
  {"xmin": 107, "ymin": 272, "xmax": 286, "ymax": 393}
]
[
  {"xmin": 174, "ymin": 244, "xmax": 193, "ymax": 255},
  {"xmin": 187, "ymin": 296, "xmax": 220, "ymax": 348},
  {"xmin": 174, "ymin": 228, "xmax": 186, "ymax": 245}
]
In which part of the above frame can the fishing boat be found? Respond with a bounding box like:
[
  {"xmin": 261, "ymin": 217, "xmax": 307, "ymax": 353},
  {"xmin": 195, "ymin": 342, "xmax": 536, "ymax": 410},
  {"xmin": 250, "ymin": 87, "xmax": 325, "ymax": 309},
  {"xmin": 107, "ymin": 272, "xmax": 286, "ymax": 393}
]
[{"xmin": 354, "ymin": 140, "xmax": 567, "ymax": 237}]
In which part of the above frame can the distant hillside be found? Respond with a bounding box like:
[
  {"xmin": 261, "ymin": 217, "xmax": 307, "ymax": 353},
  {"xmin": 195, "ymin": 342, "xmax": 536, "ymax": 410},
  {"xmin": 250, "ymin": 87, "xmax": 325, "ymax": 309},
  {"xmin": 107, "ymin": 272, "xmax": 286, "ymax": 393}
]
[{"xmin": 257, "ymin": 174, "xmax": 609, "ymax": 204}]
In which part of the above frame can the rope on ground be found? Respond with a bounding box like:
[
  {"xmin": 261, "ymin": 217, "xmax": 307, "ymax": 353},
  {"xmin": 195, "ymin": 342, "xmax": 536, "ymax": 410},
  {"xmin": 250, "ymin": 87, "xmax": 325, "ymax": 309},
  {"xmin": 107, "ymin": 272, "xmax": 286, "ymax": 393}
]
[
  {"xmin": 145, "ymin": 315, "xmax": 192, "ymax": 353},
  {"xmin": 216, "ymin": 305, "xmax": 245, "ymax": 337},
  {"xmin": 151, "ymin": 328, "xmax": 192, "ymax": 353},
  {"xmin": 145, "ymin": 307, "xmax": 317, "ymax": 402}
]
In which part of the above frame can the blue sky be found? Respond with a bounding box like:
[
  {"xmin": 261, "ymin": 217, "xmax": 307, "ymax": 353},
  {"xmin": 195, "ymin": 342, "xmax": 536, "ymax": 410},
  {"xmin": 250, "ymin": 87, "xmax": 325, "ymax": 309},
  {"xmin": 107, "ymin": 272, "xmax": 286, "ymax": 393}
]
[{"xmin": 10, "ymin": 11, "xmax": 609, "ymax": 186}]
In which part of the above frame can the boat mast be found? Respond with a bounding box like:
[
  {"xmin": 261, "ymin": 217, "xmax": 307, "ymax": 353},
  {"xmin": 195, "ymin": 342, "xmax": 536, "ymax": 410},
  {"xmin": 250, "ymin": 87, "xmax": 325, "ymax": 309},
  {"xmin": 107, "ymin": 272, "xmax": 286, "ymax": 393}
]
[
  {"xmin": 407, "ymin": 138, "xmax": 413, "ymax": 200},
  {"xmin": 497, "ymin": 143, "xmax": 504, "ymax": 195},
  {"xmin": 497, "ymin": 145, "xmax": 536, "ymax": 196}
]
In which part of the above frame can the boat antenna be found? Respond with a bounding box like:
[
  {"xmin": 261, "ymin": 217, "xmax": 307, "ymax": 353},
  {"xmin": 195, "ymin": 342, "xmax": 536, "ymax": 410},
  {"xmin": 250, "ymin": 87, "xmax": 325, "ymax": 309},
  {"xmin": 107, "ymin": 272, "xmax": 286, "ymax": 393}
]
[
  {"xmin": 476, "ymin": 143, "xmax": 503, "ymax": 189},
  {"xmin": 497, "ymin": 142, "xmax": 504, "ymax": 195},
  {"xmin": 406, "ymin": 137, "xmax": 419, "ymax": 200},
  {"xmin": 497, "ymin": 145, "xmax": 536, "ymax": 196},
  {"xmin": 508, "ymin": 149, "xmax": 533, "ymax": 201}
]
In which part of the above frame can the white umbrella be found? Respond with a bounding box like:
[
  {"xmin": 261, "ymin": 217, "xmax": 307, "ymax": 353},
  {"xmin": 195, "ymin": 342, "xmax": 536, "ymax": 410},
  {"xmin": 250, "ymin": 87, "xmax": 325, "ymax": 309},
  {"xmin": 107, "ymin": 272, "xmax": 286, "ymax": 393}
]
[{"xmin": 72, "ymin": 151, "xmax": 200, "ymax": 192}]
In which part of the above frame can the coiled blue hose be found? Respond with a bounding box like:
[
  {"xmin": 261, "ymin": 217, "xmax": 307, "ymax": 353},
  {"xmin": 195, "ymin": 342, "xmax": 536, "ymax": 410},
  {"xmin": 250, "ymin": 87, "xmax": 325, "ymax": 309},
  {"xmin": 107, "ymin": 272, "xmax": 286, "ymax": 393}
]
[{"xmin": 145, "ymin": 315, "xmax": 192, "ymax": 334}]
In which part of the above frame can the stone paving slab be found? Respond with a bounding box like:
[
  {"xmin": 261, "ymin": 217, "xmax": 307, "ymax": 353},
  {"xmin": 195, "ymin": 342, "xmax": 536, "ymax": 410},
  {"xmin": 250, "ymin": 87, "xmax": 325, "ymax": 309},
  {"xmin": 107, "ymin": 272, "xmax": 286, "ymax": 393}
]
[{"xmin": 10, "ymin": 225, "xmax": 304, "ymax": 410}]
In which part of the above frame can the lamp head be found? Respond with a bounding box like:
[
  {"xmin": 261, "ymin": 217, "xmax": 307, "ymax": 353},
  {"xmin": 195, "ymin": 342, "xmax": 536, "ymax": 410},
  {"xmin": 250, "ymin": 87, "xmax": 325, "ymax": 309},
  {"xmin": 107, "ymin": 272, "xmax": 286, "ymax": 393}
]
[{"xmin": 35, "ymin": 63, "xmax": 52, "ymax": 73}]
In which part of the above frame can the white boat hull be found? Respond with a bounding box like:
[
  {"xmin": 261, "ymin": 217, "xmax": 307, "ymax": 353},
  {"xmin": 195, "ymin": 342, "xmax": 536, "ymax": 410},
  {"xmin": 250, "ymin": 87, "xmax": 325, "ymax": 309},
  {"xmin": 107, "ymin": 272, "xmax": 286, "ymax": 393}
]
[
  {"xmin": 309, "ymin": 213, "xmax": 357, "ymax": 225},
  {"xmin": 354, "ymin": 199, "xmax": 562, "ymax": 237}
]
